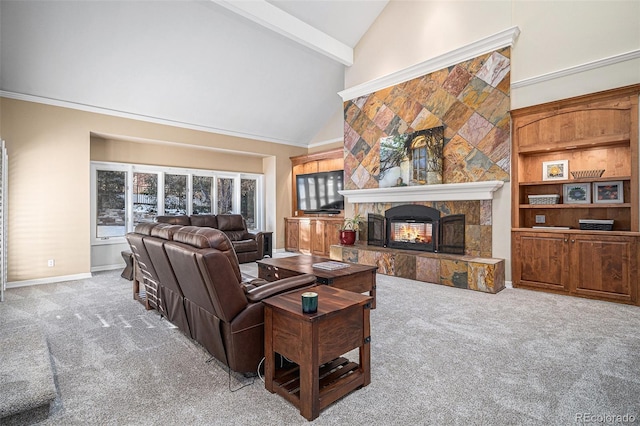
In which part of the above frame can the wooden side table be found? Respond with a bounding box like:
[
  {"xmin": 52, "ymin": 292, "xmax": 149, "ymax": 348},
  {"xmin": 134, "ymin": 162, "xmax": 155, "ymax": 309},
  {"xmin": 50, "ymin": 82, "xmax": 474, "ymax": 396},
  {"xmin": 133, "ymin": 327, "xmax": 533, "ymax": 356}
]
[
  {"xmin": 261, "ymin": 231, "xmax": 273, "ymax": 258},
  {"xmin": 263, "ymin": 285, "xmax": 372, "ymax": 421},
  {"xmin": 257, "ymin": 255, "xmax": 377, "ymax": 308}
]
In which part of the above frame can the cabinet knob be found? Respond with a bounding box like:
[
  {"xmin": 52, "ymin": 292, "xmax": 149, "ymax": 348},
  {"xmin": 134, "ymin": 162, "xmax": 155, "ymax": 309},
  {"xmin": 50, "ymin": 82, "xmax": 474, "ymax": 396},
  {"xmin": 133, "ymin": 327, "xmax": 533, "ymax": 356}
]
[
  {"xmin": 564, "ymin": 238, "xmax": 568, "ymax": 242},
  {"xmin": 571, "ymin": 239, "xmax": 575, "ymax": 243}
]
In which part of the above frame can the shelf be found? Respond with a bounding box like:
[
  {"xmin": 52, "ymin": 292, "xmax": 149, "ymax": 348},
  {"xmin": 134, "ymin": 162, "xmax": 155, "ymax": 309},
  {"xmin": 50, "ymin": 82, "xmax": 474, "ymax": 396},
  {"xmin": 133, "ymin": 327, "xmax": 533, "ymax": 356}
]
[
  {"xmin": 517, "ymin": 134, "xmax": 630, "ymax": 154},
  {"xmin": 519, "ymin": 176, "xmax": 631, "ymax": 186},
  {"xmin": 512, "ymin": 227, "xmax": 640, "ymax": 237},
  {"xmin": 339, "ymin": 180, "xmax": 504, "ymax": 203},
  {"xmin": 511, "ymin": 85, "xmax": 640, "ymax": 306},
  {"xmin": 520, "ymin": 203, "xmax": 631, "ymax": 209}
]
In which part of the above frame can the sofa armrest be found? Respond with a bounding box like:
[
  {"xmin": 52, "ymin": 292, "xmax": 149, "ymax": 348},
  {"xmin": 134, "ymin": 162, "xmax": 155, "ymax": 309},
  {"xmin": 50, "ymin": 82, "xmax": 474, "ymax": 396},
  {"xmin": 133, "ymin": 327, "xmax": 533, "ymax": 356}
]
[
  {"xmin": 251, "ymin": 231, "xmax": 265, "ymax": 259},
  {"xmin": 241, "ymin": 277, "xmax": 270, "ymax": 293},
  {"xmin": 245, "ymin": 274, "xmax": 316, "ymax": 302}
]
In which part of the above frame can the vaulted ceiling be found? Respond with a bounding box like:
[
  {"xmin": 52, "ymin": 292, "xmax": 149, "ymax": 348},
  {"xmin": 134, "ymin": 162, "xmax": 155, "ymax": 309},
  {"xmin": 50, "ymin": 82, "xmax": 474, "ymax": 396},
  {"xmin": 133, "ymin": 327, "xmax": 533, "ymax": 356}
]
[{"xmin": 0, "ymin": 0, "xmax": 389, "ymax": 147}]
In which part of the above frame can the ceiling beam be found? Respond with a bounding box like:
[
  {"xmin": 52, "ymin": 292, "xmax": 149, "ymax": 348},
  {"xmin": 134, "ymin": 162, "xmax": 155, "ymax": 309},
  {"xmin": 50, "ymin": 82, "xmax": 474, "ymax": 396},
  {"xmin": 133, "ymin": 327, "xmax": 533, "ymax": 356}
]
[{"xmin": 214, "ymin": 0, "xmax": 353, "ymax": 66}]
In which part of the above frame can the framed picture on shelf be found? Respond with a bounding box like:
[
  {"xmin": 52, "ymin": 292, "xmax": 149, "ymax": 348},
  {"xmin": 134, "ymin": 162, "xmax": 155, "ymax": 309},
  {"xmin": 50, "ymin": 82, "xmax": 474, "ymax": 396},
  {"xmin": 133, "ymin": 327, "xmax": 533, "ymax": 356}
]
[
  {"xmin": 593, "ymin": 181, "xmax": 624, "ymax": 204},
  {"xmin": 542, "ymin": 160, "xmax": 569, "ymax": 181},
  {"xmin": 563, "ymin": 183, "xmax": 590, "ymax": 204}
]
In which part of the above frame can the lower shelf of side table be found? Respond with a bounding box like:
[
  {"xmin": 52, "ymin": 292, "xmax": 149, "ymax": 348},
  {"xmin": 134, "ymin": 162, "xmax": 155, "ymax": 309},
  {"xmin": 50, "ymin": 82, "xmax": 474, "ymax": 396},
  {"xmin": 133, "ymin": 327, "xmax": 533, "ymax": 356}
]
[
  {"xmin": 271, "ymin": 357, "xmax": 365, "ymax": 412},
  {"xmin": 133, "ymin": 283, "xmax": 152, "ymax": 310}
]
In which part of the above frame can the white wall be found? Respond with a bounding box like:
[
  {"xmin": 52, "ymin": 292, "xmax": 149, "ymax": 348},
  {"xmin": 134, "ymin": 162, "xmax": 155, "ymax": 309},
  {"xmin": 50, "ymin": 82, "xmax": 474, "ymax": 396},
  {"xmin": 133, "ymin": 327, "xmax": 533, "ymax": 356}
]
[
  {"xmin": 342, "ymin": 0, "xmax": 640, "ymax": 281},
  {"xmin": 0, "ymin": 0, "xmax": 344, "ymax": 145},
  {"xmin": 511, "ymin": 0, "xmax": 640, "ymax": 107}
]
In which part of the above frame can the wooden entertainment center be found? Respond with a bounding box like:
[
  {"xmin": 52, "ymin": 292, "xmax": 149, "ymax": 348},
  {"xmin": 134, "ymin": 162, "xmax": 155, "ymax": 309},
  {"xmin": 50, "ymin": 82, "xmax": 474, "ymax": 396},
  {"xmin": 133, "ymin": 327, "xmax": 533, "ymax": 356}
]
[
  {"xmin": 286, "ymin": 148, "xmax": 344, "ymax": 257},
  {"xmin": 511, "ymin": 85, "xmax": 640, "ymax": 305}
]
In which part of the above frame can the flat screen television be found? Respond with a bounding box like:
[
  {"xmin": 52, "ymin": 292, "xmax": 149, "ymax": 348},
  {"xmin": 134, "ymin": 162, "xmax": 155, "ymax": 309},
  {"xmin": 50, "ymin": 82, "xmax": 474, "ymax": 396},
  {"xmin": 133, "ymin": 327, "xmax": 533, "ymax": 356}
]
[{"xmin": 296, "ymin": 170, "xmax": 344, "ymax": 214}]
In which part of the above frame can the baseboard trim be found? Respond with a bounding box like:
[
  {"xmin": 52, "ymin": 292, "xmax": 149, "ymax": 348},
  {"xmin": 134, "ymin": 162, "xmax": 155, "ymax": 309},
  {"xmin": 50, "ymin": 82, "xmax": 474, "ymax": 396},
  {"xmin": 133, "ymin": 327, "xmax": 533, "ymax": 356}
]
[
  {"xmin": 91, "ymin": 264, "xmax": 125, "ymax": 273},
  {"xmin": 7, "ymin": 273, "xmax": 93, "ymax": 289},
  {"xmin": 505, "ymin": 280, "xmax": 513, "ymax": 289}
]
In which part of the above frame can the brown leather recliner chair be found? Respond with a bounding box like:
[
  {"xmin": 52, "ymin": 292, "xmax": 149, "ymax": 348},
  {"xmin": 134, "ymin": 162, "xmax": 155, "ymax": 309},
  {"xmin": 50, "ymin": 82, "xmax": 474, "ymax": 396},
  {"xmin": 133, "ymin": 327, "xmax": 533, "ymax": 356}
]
[
  {"xmin": 155, "ymin": 215, "xmax": 191, "ymax": 226},
  {"xmin": 156, "ymin": 214, "xmax": 264, "ymax": 263},
  {"xmin": 216, "ymin": 214, "xmax": 264, "ymax": 263},
  {"xmin": 164, "ymin": 226, "xmax": 316, "ymax": 373},
  {"xmin": 126, "ymin": 223, "xmax": 162, "ymax": 311},
  {"xmin": 143, "ymin": 223, "xmax": 191, "ymax": 337}
]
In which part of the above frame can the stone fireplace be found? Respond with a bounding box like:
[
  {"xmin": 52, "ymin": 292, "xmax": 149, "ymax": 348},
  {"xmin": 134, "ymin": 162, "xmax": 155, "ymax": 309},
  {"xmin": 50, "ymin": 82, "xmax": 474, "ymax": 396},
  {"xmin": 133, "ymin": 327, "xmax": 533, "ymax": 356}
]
[
  {"xmin": 333, "ymin": 39, "xmax": 515, "ymax": 294},
  {"xmin": 338, "ymin": 181, "xmax": 504, "ymax": 257},
  {"xmin": 331, "ymin": 183, "xmax": 505, "ymax": 294},
  {"xmin": 368, "ymin": 205, "xmax": 465, "ymax": 254}
]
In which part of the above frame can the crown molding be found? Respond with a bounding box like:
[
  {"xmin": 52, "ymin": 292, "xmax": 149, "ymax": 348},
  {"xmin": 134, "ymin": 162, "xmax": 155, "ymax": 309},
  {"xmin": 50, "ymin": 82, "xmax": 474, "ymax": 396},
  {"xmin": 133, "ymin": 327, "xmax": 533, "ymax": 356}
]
[
  {"xmin": 214, "ymin": 0, "xmax": 353, "ymax": 66},
  {"xmin": 0, "ymin": 91, "xmax": 308, "ymax": 147},
  {"xmin": 511, "ymin": 49, "xmax": 640, "ymax": 89},
  {"xmin": 308, "ymin": 137, "xmax": 343, "ymax": 149},
  {"xmin": 339, "ymin": 180, "xmax": 504, "ymax": 204},
  {"xmin": 338, "ymin": 26, "xmax": 520, "ymax": 101},
  {"xmin": 89, "ymin": 131, "xmax": 271, "ymax": 158}
]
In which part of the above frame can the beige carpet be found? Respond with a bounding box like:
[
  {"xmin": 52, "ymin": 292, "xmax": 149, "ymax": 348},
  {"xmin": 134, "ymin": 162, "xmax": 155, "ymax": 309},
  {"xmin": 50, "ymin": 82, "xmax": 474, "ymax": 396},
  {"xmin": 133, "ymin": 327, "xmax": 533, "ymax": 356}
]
[{"xmin": 1, "ymin": 261, "xmax": 639, "ymax": 425}]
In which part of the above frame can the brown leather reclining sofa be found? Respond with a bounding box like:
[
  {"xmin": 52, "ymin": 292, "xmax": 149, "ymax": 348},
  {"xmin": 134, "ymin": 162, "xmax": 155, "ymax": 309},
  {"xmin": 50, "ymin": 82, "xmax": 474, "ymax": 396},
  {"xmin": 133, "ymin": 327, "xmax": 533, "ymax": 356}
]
[
  {"xmin": 126, "ymin": 223, "xmax": 316, "ymax": 373},
  {"xmin": 155, "ymin": 214, "xmax": 264, "ymax": 263}
]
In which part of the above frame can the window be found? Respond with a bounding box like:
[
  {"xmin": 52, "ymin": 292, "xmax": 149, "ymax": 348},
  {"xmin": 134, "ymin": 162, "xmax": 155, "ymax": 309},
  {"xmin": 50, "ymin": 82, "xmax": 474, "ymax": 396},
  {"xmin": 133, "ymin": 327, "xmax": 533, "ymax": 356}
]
[
  {"xmin": 241, "ymin": 178, "xmax": 257, "ymax": 229},
  {"xmin": 164, "ymin": 174, "xmax": 187, "ymax": 215},
  {"xmin": 96, "ymin": 170, "xmax": 126, "ymax": 238},
  {"xmin": 192, "ymin": 175, "xmax": 213, "ymax": 214},
  {"xmin": 217, "ymin": 177, "xmax": 234, "ymax": 214},
  {"xmin": 133, "ymin": 172, "xmax": 157, "ymax": 227},
  {"xmin": 91, "ymin": 162, "xmax": 263, "ymax": 242}
]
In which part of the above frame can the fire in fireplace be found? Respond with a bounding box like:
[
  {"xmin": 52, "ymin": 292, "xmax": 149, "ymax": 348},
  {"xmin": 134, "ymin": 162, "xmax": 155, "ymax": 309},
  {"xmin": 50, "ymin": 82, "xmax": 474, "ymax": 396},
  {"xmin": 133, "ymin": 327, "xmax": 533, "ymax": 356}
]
[
  {"xmin": 367, "ymin": 205, "xmax": 465, "ymax": 254},
  {"xmin": 391, "ymin": 222, "xmax": 432, "ymax": 244}
]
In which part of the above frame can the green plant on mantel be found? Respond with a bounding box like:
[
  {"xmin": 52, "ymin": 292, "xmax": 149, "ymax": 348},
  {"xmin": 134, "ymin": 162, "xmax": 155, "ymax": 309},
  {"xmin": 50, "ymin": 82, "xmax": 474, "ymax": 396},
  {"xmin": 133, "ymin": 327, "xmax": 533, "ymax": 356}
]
[{"xmin": 341, "ymin": 213, "xmax": 364, "ymax": 231}]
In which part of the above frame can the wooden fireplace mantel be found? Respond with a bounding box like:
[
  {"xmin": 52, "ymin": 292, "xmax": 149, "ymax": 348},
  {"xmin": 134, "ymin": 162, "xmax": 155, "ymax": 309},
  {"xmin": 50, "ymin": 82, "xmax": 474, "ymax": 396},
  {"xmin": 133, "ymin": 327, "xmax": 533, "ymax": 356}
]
[{"xmin": 339, "ymin": 180, "xmax": 504, "ymax": 204}]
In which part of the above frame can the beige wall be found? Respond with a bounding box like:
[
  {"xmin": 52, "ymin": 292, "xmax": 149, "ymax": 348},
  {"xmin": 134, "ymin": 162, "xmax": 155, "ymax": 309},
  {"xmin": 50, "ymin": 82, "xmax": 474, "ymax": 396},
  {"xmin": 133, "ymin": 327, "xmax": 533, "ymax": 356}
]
[
  {"xmin": 3, "ymin": 1, "xmax": 638, "ymax": 284},
  {"xmin": 1, "ymin": 97, "xmax": 306, "ymax": 283},
  {"xmin": 342, "ymin": 0, "xmax": 640, "ymax": 281},
  {"xmin": 90, "ymin": 137, "xmax": 264, "ymax": 173}
]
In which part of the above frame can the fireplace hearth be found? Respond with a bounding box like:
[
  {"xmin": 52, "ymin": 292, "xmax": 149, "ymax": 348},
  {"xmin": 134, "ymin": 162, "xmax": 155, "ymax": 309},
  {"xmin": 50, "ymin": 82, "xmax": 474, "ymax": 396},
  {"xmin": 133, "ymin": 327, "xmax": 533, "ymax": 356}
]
[{"xmin": 367, "ymin": 205, "xmax": 465, "ymax": 254}]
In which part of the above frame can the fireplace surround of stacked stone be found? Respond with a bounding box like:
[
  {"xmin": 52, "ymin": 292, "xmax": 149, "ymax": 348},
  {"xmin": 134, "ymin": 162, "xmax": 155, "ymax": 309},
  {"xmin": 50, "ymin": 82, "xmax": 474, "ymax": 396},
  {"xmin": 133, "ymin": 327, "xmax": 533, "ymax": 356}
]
[
  {"xmin": 329, "ymin": 39, "xmax": 516, "ymax": 294},
  {"xmin": 330, "ymin": 193, "xmax": 505, "ymax": 293},
  {"xmin": 355, "ymin": 198, "xmax": 491, "ymax": 257},
  {"xmin": 367, "ymin": 205, "xmax": 465, "ymax": 254}
]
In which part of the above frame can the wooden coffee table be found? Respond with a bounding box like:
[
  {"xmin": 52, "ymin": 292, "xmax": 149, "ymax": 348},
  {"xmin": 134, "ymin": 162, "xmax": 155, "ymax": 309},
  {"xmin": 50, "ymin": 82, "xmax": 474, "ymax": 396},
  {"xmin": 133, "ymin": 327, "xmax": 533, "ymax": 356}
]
[
  {"xmin": 257, "ymin": 255, "xmax": 377, "ymax": 308},
  {"xmin": 263, "ymin": 285, "xmax": 372, "ymax": 421}
]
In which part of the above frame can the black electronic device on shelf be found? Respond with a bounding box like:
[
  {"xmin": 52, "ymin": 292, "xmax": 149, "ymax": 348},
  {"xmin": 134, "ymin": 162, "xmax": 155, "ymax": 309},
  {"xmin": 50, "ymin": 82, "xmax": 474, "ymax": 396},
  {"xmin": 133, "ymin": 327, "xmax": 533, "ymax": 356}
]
[{"xmin": 296, "ymin": 170, "xmax": 344, "ymax": 214}]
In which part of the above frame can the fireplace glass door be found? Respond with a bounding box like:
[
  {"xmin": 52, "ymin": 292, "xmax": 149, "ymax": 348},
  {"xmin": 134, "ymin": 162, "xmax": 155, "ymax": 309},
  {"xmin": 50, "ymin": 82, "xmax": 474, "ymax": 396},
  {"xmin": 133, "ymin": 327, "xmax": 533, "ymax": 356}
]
[
  {"xmin": 387, "ymin": 220, "xmax": 436, "ymax": 251},
  {"xmin": 390, "ymin": 221, "xmax": 432, "ymax": 244}
]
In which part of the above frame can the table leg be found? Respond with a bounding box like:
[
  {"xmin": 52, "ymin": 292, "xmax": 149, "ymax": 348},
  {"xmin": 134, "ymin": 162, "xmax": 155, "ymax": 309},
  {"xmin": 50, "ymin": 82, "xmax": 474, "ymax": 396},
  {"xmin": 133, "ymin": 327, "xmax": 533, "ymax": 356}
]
[
  {"xmin": 369, "ymin": 270, "xmax": 377, "ymax": 309},
  {"xmin": 361, "ymin": 303, "xmax": 371, "ymax": 386},
  {"xmin": 299, "ymin": 320, "xmax": 320, "ymax": 421},
  {"xmin": 264, "ymin": 307, "xmax": 275, "ymax": 393}
]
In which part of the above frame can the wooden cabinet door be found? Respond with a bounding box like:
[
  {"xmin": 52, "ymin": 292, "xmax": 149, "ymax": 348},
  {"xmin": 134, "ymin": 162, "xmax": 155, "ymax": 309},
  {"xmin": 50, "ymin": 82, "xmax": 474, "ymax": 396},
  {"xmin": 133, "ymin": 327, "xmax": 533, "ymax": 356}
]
[
  {"xmin": 311, "ymin": 220, "xmax": 326, "ymax": 256},
  {"xmin": 570, "ymin": 235, "xmax": 637, "ymax": 304},
  {"xmin": 298, "ymin": 219, "xmax": 312, "ymax": 254},
  {"xmin": 325, "ymin": 220, "xmax": 342, "ymax": 251},
  {"xmin": 285, "ymin": 219, "xmax": 299, "ymax": 252},
  {"xmin": 513, "ymin": 232, "xmax": 569, "ymax": 292}
]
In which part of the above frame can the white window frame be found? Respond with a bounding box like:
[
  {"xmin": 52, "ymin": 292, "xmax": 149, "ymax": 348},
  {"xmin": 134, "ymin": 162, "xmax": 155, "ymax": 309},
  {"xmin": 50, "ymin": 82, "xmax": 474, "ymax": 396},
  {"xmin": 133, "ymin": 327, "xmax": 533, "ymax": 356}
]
[{"xmin": 90, "ymin": 161, "xmax": 264, "ymax": 245}]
